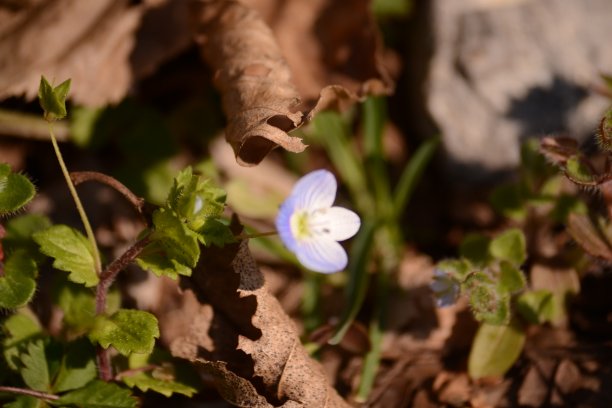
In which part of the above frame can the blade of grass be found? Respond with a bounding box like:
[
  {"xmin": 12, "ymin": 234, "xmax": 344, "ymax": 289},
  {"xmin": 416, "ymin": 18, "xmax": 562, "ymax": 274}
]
[
  {"xmin": 356, "ymin": 266, "xmax": 389, "ymax": 403},
  {"xmin": 329, "ymin": 220, "xmax": 376, "ymax": 344},
  {"xmin": 393, "ymin": 136, "xmax": 439, "ymax": 217}
]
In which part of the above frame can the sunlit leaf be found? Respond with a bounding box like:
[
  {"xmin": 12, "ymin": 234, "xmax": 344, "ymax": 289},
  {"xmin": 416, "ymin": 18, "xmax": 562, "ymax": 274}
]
[
  {"xmin": 136, "ymin": 241, "xmax": 192, "ymax": 279},
  {"xmin": 33, "ymin": 225, "xmax": 98, "ymax": 287},
  {"xmin": 516, "ymin": 290, "xmax": 554, "ymax": 324},
  {"xmin": 489, "ymin": 229, "xmax": 526, "ymax": 266},
  {"xmin": 498, "ymin": 261, "xmax": 526, "ymax": 294},
  {"xmin": 20, "ymin": 340, "xmax": 50, "ymax": 392},
  {"xmin": 151, "ymin": 209, "xmax": 200, "ymax": 268},
  {"xmin": 468, "ymin": 320, "xmax": 525, "ymax": 379},
  {"xmin": 55, "ymin": 380, "xmax": 137, "ymax": 408},
  {"xmin": 89, "ymin": 309, "xmax": 159, "ymax": 356},
  {"xmin": 2, "ymin": 310, "xmax": 42, "ymax": 370}
]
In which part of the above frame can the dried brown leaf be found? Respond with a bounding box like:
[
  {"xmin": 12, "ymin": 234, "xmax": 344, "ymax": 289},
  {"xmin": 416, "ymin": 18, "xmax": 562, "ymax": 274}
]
[
  {"xmin": 166, "ymin": 220, "xmax": 350, "ymax": 407},
  {"xmin": 191, "ymin": 0, "xmax": 393, "ymax": 166}
]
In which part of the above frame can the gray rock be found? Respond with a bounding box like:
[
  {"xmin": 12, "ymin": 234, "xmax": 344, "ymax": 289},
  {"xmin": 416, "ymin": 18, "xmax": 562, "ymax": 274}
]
[{"xmin": 424, "ymin": 0, "xmax": 612, "ymax": 181}]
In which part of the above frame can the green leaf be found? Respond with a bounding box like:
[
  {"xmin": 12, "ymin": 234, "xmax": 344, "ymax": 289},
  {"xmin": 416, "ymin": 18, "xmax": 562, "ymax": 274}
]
[
  {"xmin": 89, "ymin": 309, "xmax": 159, "ymax": 356},
  {"xmin": 151, "ymin": 209, "xmax": 200, "ymax": 268},
  {"xmin": 0, "ymin": 163, "xmax": 36, "ymax": 214},
  {"xmin": 54, "ymin": 380, "xmax": 137, "ymax": 408},
  {"xmin": 597, "ymin": 108, "xmax": 612, "ymax": 151},
  {"xmin": 489, "ymin": 229, "xmax": 526, "ymax": 266},
  {"xmin": 69, "ymin": 106, "xmax": 104, "ymax": 148},
  {"xmin": 2, "ymin": 310, "xmax": 42, "ymax": 370},
  {"xmin": 498, "ymin": 261, "xmax": 526, "ymax": 294},
  {"xmin": 468, "ymin": 320, "xmax": 526, "ymax": 379},
  {"xmin": 436, "ymin": 258, "xmax": 472, "ymax": 280},
  {"xmin": 464, "ymin": 272, "xmax": 510, "ymax": 325},
  {"xmin": 565, "ymin": 155, "xmax": 595, "ymax": 184},
  {"xmin": 372, "ymin": 0, "xmax": 412, "ymax": 18},
  {"xmin": 516, "ymin": 290, "xmax": 554, "ymax": 324},
  {"xmin": 3, "ymin": 214, "xmax": 52, "ymax": 262},
  {"xmin": 490, "ymin": 184, "xmax": 526, "ymax": 221},
  {"xmin": 0, "ymin": 251, "xmax": 38, "ymax": 308},
  {"xmin": 52, "ymin": 338, "xmax": 97, "ymax": 393},
  {"xmin": 196, "ymin": 218, "xmax": 235, "ymax": 247},
  {"xmin": 20, "ymin": 340, "xmax": 50, "ymax": 391},
  {"xmin": 136, "ymin": 241, "xmax": 192, "ymax": 279},
  {"xmin": 33, "ymin": 225, "xmax": 98, "ymax": 287},
  {"xmin": 460, "ymin": 234, "xmax": 491, "ymax": 265},
  {"xmin": 38, "ymin": 76, "xmax": 71, "ymax": 121},
  {"xmin": 54, "ymin": 282, "xmax": 120, "ymax": 333}
]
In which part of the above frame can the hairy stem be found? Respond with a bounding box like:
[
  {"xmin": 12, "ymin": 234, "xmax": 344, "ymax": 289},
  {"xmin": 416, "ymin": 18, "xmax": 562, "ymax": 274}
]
[
  {"xmin": 0, "ymin": 386, "xmax": 59, "ymax": 401},
  {"xmin": 48, "ymin": 123, "xmax": 102, "ymax": 275},
  {"xmin": 70, "ymin": 171, "xmax": 145, "ymax": 214},
  {"xmin": 94, "ymin": 233, "xmax": 152, "ymax": 381}
]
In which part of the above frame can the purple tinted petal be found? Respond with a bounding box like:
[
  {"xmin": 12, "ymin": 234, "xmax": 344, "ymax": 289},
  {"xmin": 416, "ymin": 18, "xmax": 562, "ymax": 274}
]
[
  {"xmin": 295, "ymin": 239, "xmax": 347, "ymax": 273},
  {"xmin": 275, "ymin": 195, "xmax": 298, "ymax": 252},
  {"xmin": 292, "ymin": 169, "xmax": 336, "ymax": 210}
]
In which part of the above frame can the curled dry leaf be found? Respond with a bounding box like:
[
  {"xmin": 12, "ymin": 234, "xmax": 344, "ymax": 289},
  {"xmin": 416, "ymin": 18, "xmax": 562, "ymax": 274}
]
[
  {"xmin": 191, "ymin": 0, "xmax": 393, "ymax": 166},
  {"xmin": 163, "ymin": 219, "xmax": 350, "ymax": 407}
]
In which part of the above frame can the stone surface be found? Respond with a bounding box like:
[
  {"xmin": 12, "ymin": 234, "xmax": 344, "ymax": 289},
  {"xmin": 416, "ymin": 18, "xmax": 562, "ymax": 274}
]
[{"xmin": 424, "ymin": 0, "xmax": 612, "ymax": 181}]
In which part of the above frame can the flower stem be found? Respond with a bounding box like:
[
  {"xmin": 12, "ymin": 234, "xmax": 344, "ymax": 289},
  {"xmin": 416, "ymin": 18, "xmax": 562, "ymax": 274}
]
[
  {"xmin": 0, "ymin": 386, "xmax": 59, "ymax": 401},
  {"xmin": 70, "ymin": 171, "xmax": 145, "ymax": 215},
  {"xmin": 94, "ymin": 233, "xmax": 152, "ymax": 381},
  {"xmin": 48, "ymin": 122, "xmax": 102, "ymax": 275}
]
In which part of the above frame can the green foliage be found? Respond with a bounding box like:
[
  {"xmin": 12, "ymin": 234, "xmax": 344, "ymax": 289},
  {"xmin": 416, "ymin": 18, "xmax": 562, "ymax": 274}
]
[
  {"xmin": 54, "ymin": 380, "xmax": 137, "ymax": 408},
  {"xmin": 372, "ymin": 0, "xmax": 412, "ymax": 18},
  {"xmin": 464, "ymin": 272, "xmax": 511, "ymax": 325},
  {"xmin": 565, "ymin": 155, "xmax": 595, "ymax": 184},
  {"xmin": 120, "ymin": 351, "xmax": 198, "ymax": 397},
  {"xmin": 33, "ymin": 225, "xmax": 98, "ymax": 287},
  {"xmin": 3, "ymin": 311, "xmax": 43, "ymax": 370},
  {"xmin": 0, "ymin": 251, "xmax": 38, "ymax": 308},
  {"xmin": 38, "ymin": 76, "xmax": 71, "ymax": 121},
  {"xmin": 468, "ymin": 320, "xmax": 526, "ymax": 379},
  {"xmin": 516, "ymin": 290, "xmax": 555, "ymax": 324},
  {"xmin": 0, "ymin": 163, "xmax": 36, "ymax": 215},
  {"xmin": 19, "ymin": 340, "xmax": 53, "ymax": 392},
  {"xmin": 459, "ymin": 234, "xmax": 491, "ymax": 265},
  {"xmin": 54, "ymin": 282, "xmax": 120, "ymax": 335},
  {"xmin": 151, "ymin": 209, "xmax": 200, "ymax": 269},
  {"xmin": 5, "ymin": 396, "xmax": 45, "ymax": 408},
  {"xmin": 52, "ymin": 338, "xmax": 97, "ymax": 393},
  {"xmin": 498, "ymin": 261, "xmax": 527, "ymax": 294},
  {"xmin": 3, "ymin": 214, "xmax": 52, "ymax": 262},
  {"xmin": 489, "ymin": 229, "xmax": 526, "ymax": 266},
  {"xmin": 89, "ymin": 309, "xmax": 159, "ymax": 356}
]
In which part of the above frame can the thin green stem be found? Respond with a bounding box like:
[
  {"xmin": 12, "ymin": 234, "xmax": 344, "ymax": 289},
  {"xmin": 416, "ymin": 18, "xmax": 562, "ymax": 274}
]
[{"xmin": 48, "ymin": 123, "xmax": 102, "ymax": 275}]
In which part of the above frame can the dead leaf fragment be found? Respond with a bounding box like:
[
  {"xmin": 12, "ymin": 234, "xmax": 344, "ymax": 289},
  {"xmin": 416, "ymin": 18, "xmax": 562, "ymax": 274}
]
[{"xmin": 165, "ymin": 219, "xmax": 350, "ymax": 407}]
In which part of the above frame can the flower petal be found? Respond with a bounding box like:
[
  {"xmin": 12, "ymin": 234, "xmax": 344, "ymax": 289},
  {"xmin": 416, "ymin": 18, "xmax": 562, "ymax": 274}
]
[
  {"xmin": 291, "ymin": 169, "xmax": 336, "ymax": 210},
  {"xmin": 275, "ymin": 195, "xmax": 298, "ymax": 252},
  {"xmin": 295, "ymin": 239, "xmax": 348, "ymax": 273},
  {"xmin": 309, "ymin": 207, "xmax": 360, "ymax": 241}
]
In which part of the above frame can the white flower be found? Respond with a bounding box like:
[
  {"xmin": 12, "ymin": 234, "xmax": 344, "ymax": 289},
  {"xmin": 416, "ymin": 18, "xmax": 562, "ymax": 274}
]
[
  {"xmin": 430, "ymin": 269, "xmax": 460, "ymax": 307},
  {"xmin": 276, "ymin": 170, "xmax": 361, "ymax": 273}
]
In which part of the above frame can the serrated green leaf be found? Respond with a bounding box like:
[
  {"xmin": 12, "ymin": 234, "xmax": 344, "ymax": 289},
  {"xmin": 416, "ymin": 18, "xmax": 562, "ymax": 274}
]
[
  {"xmin": 489, "ymin": 229, "xmax": 526, "ymax": 266},
  {"xmin": 20, "ymin": 340, "xmax": 50, "ymax": 391},
  {"xmin": 0, "ymin": 163, "xmax": 36, "ymax": 214},
  {"xmin": 459, "ymin": 234, "xmax": 491, "ymax": 265},
  {"xmin": 167, "ymin": 167, "xmax": 227, "ymax": 234},
  {"xmin": 468, "ymin": 320, "xmax": 526, "ymax": 379},
  {"xmin": 136, "ymin": 241, "xmax": 191, "ymax": 279},
  {"xmin": 2, "ymin": 310, "xmax": 43, "ymax": 370},
  {"xmin": 54, "ymin": 282, "xmax": 120, "ymax": 334},
  {"xmin": 122, "ymin": 371, "xmax": 197, "ymax": 397},
  {"xmin": 38, "ymin": 76, "xmax": 71, "ymax": 121},
  {"xmin": 197, "ymin": 218, "xmax": 235, "ymax": 247},
  {"xmin": 516, "ymin": 290, "xmax": 554, "ymax": 324},
  {"xmin": 0, "ymin": 251, "xmax": 38, "ymax": 308},
  {"xmin": 52, "ymin": 338, "xmax": 97, "ymax": 393},
  {"xmin": 151, "ymin": 209, "xmax": 200, "ymax": 268},
  {"xmin": 54, "ymin": 380, "xmax": 137, "ymax": 408},
  {"xmin": 4, "ymin": 395, "xmax": 46, "ymax": 408},
  {"xmin": 498, "ymin": 261, "xmax": 526, "ymax": 294},
  {"xmin": 89, "ymin": 309, "xmax": 159, "ymax": 356},
  {"xmin": 33, "ymin": 225, "xmax": 98, "ymax": 287},
  {"xmin": 3, "ymin": 214, "xmax": 52, "ymax": 262}
]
